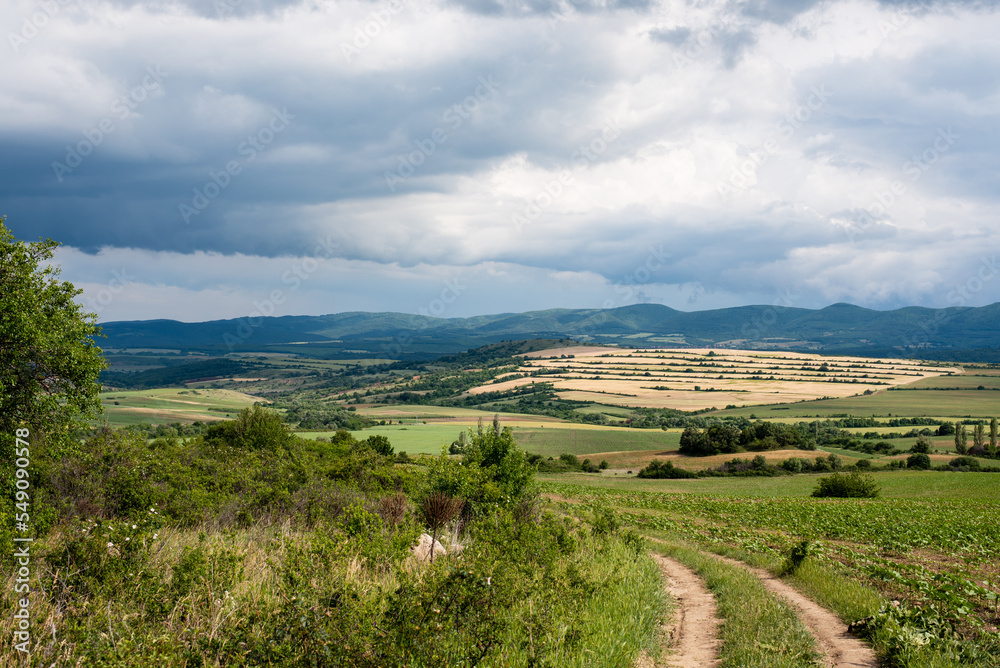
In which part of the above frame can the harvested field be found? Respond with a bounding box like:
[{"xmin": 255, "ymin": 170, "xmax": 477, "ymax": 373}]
[{"xmin": 465, "ymin": 347, "xmax": 956, "ymax": 411}]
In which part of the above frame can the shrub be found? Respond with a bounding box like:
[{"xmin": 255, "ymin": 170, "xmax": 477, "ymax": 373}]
[
  {"xmin": 780, "ymin": 539, "xmax": 811, "ymax": 575},
  {"xmin": 205, "ymin": 404, "xmax": 290, "ymax": 451},
  {"xmin": 910, "ymin": 435, "xmax": 933, "ymax": 454},
  {"xmin": 365, "ymin": 434, "xmax": 394, "ymax": 456},
  {"xmin": 636, "ymin": 460, "xmax": 697, "ymax": 479},
  {"xmin": 812, "ymin": 472, "xmax": 880, "ymax": 498},
  {"xmin": 948, "ymin": 456, "xmax": 981, "ymax": 471},
  {"xmin": 907, "ymin": 453, "xmax": 931, "ymax": 469},
  {"xmin": 854, "ymin": 458, "xmax": 872, "ymax": 470}
]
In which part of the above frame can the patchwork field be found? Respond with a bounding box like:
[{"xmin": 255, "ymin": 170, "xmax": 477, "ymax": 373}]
[
  {"xmin": 464, "ymin": 347, "xmax": 957, "ymax": 411},
  {"xmin": 97, "ymin": 388, "xmax": 266, "ymax": 426},
  {"xmin": 713, "ymin": 389, "xmax": 1000, "ymax": 419}
]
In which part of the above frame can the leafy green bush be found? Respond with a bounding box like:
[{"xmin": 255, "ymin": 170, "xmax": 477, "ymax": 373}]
[
  {"xmin": 911, "ymin": 435, "xmax": 933, "ymax": 454},
  {"xmin": 780, "ymin": 539, "xmax": 811, "ymax": 575},
  {"xmin": 812, "ymin": 472, "xmax": 880, "ymax": 498},
  {"xmin": 948, "ymin": 456, "xmax": 982, "ymax": 471},
  {"xmin": 907, "ymin": 453, "xmax": 932, "ymax": 469},
  {"xmin": 205, "ymin": 404, "xmax": 290, "ymax": 451},
  {"xmin": 636, "ymin": 460, "xmax": 697, "ymax": 479}
]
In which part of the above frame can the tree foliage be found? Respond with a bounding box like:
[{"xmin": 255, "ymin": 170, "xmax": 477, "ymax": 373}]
[
  {"xmin": 0, "ymin": 218, "xmax": 105, "ymax": 446},
  {"xmin": 812, "ymin": 472, "xmax": 880, "ymax": 498},
  {"xmin": 204, "ymin": 404, "xmax": 291, "ymax": 451}
]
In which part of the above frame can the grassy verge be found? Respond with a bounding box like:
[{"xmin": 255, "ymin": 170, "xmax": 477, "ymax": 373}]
[
  {"xmin": 648, "ymin": 538, "xmax": 819, "ymax": 668},
  {"xmin": 653, "ymin": 533, "xmax": 999, "ymax": 668},
  {"xmin": 498, "ymin": 535, "xmax": 666, "ymax": 667}
]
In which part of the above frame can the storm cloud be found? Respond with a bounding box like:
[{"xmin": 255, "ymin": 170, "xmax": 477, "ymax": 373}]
[{"xmin": 1, "ymin": 0, "xmax": 998, "ymax": 321}]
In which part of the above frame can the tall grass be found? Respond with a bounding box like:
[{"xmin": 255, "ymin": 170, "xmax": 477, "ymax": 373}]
[{"xmin": 495, "ymin": 536, "xmax": 665, "ymax": 667}]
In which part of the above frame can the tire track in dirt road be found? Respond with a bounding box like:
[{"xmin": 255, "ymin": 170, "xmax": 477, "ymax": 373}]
[
  {"xmin": 710, "ymin": 553, "xmax": 877, "ymax": 668},
  {"xmin": 637, "ymin": 553, "xmax": 721, "ymax": 668}
]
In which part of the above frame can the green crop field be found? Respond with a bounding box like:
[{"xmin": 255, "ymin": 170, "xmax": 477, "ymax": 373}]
[
  {"xmin": 513, "ymin": 427, "xmax": 681, "ymax": 457},
  {"xmin": 907, "ymin": 372, "xmax": 1000, "ymax": 389},
  {"xmin": 97, "ymin": 388, "xmax": 264, "ymax": 425},
  {"xmin": 546, "ymin": 468, "xmax": 1000, "ymax": 664},
  {"xmin": 712, "ymin": 388, "xmax": 1000, "ymax": 419}
]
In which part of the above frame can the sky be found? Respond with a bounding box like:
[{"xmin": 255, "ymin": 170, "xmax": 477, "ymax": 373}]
[{"xmin": 2, "ymin": 0, "xmax": 998, "ymax": 323}]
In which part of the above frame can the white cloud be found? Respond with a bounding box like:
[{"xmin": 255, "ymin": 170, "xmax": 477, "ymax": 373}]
[{"xmin": 3, "ymin": 0, "xmax": 1000, "ymax": 320}]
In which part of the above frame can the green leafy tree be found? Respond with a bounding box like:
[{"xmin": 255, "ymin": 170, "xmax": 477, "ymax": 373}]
[
  {"xmin": 990, "ymin": 418, "xmax": 998, "ymax": 456},
  {"xmin": 205, "ymin": 404, "xmax": 290, "ymax": 451},
  {"xmin": 462, "ymin": 420, "xmax": 534, "ymax": 508},
  {"xmin": 365, "ymin": 434, "xmax": 394, "ymax": 457},
  {"xmin": 911, "ymin": 435, "xmax": 932, "ymax": 454},
  {"xmin": 973, "ymin": 424, "xmax": 985, "ymax": 451},
  {"xmin": 1, "ymin": 218, "xmax": 106, "ymax": 446}
]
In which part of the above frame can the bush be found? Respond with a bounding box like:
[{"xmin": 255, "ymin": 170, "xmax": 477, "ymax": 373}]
[
  {"xmin": 781, "ymin": 539, "xmax": 811, "ymax": 575},
  {"xmin": 854, "ymin": 458, "xmax": 872, "ymax": 470},
  {"xmin": 907, "ymin": 453, "xmax": 931, "ymax": 469},
  {"xmin": 910, "ymin": 435, "xmax": 933, "ymax": 454},
  {"xmin": 205, "ymin": 404, "xmax": 290, "ymax": 451},
  {"xmin": 812, "ymin": 472, "xmax": 880, "ymax": 498},
  {"xmin": 948, "ymin": 456, "xmax": 981, "ymax": 471},
  {"xmin": 636, "ymin": 460, "xmax": 697, "ymax": 479}
]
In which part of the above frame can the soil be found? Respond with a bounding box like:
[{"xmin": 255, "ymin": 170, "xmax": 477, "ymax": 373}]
[
  {"xmin": 712, "ymin": 554, "xmax": 878, "ymax": 668},
  {"xmin": 636, "ymin": 554, "xmax": 721, "ymax": 668}
]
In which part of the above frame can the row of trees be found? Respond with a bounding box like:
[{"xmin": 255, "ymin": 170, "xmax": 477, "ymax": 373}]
[
  {"xmin": 954, "ymin": 418, "xmax": 1000, "ymax": 457},
  {"xmin": 678, "ymin": 421, "xmax": 814, "ymax": 456}
]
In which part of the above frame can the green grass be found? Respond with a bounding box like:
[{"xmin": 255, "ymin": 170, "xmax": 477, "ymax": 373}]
[
  {"xmin": 302, "ymin": 425, "xmax": 685, "ymax": 458},
  {"xmin": 712, "ymin": 389, "xmax": 1000, "ymax": 419},
  {"xmin": 97, "ymin": 388, "xmax": 262, "ymax": 425},
  {"xmin": 339, "ymin": 424, "xmax": 466, "ymax": 454},
  {"xmin": 502, "ymin": 537, "xmax": 666, "ymax": 667},
  {"xmin": 906, "ymin": 373, "xmax": 1000, "ymax": 389},
  {"xmin": 648, "ymin": 539, "xmax": 819, "ymax": 667},
  {"xmin": 541, "ymin": 469, "xmax": 1000, "ymax": 500},
  {"xmin": 514, "ymin": 428, "xmax": 681, "ymax": 458}
]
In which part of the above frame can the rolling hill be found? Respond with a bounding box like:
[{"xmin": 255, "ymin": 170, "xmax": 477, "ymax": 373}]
[{"xmin": 97, "ymin": 302, "xmax": 1000, "ymax": 361}]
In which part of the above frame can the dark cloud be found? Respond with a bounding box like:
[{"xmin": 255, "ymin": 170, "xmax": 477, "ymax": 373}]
[{"xmin": 2, "ymin": 0, "xmax": 999, "ymax": 314}]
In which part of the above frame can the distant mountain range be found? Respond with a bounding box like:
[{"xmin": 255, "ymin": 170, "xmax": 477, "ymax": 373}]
[{"xmin": 97, "ymin": 302, "xmax": 1000, "ymax": 362}]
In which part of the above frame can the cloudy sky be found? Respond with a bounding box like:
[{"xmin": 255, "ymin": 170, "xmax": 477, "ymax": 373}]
[{"xmin": 2, "ymin": 0, "xmax": 998, "ymax": 323}]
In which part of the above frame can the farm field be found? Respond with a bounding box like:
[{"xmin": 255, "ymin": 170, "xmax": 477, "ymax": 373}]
[
  {"xmin": 712, "ymin": 388, "xmax": 1000, "ymax": 419},
  {"xmin": 545, "ymin": 470, "xmax": 1000, "ymax": 664},
  {"xmin": 97, "ymin": 388, "xmax": 265, "ymax": 425},
  {"xmin": 542, "ymin": 468, "xmax": 1000, "ymax": 499},
  {"xmin": 306, "ymin": 423, "xmax": 681, "ymax": 456},
  {"xmin": 464, "ymin": 346, "xmax": 957, "ymax": 411}
]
